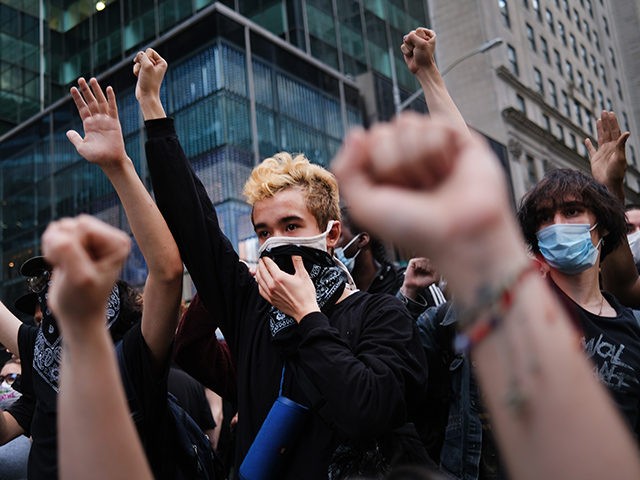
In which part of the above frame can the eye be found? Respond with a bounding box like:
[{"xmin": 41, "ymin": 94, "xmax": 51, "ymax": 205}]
[
  {"xmin": 256, "ymin": 230, "xmax": 270, "ymax": 239},
  {"xmin": 285, "ymin": 224, "xmax": 299, "ymax": 232}
]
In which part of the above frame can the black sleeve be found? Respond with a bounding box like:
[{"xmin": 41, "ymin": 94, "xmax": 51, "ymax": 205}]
[
  {"xmin": 144, "ymin": 118, "xmax": 263, "ymax": 355},
  {"xmin": 16, "ymin": 325, "xmax": 37, "ymax": 398},
  {"xmin": 292, "ymin": 296, "xmax": 429, "ymax": 440},
  {"xmin": 5, "ymin": 394, "xmax": 35, "ymax": 436},
  {"xmin": 121, "ymin": 324, "xmax": 169, "ymax": 427}
]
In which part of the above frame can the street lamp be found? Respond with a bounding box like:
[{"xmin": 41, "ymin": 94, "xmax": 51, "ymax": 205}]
[{"xmin": 393, "ymin": 37, "xmax": 504, "ymax": 113}]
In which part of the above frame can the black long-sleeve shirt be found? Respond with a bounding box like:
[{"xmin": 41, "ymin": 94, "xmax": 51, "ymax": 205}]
[{"xmin": 145, "ymin": 118, "xmax": 429, "ymax": 478}]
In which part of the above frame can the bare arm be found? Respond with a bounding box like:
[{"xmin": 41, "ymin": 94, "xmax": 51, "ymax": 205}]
[
  {"xmin": 0, "ymin": 302, "xmax": 22, "ymax": 358},
  {"xmin": 333, "ymin": 114, "xmax": 640, "ymax": 480},
  {"xmin": 401, "ymin": 28, "xmax": 469, "ymax": 135},
  {"xmin": 0, "ymin": 411, "xmax": 24, "ymax": 445},
  {"xmin": 43, "ymin": 215, "xmax": 152, "ymax": 480},
  {"xmin": 204, "ymin": 388, "xmax": 223, "ymax": 451},
  {"xmin": 67, "ymin": 78, "xmax": 183, "ymax": 368},
  {"xmin": 586, "ymin": 111, "xmax": 639, "ymax": 306}
]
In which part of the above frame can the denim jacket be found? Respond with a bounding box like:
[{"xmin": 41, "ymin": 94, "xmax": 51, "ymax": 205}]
[{"xmin": 416, "ymin": 303, "xmax": 484, "ymax": 480}]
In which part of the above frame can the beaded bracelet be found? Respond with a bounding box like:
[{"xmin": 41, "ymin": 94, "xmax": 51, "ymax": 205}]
[{"xmin": 454, "ymin": 260, "xmax": 539, "ymax": 355}]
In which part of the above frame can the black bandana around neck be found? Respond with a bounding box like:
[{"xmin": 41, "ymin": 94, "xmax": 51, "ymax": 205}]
[
  {"xmin": 260, "ymin": 245, "xmax": 348, "ymax": 340},
  {"xmin": 34, "ymin": 281, "xmax": 121, "ymax": 392}
]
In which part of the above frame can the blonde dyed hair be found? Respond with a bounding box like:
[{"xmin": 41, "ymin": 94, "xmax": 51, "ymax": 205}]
[{"xmin": 243, "ymin": 152, "xmax": 340, "ymax": 229}]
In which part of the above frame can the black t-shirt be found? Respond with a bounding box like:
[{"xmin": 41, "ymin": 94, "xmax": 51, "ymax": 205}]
[
  {"xmin": 15, "ymin": 322, "xmax": 171, "ymax": 479},
  {"xmin": 168, "ymin": 366, "xmax": 216, "ymax": 431},
  {"xmin": 576, "ymin": 293, "xmax": 640, "ymax": 437}
]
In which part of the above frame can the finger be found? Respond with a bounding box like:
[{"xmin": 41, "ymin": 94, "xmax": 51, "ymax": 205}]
[
  {"xmin": 133, "ymin": 62, "xmax": 141, "ymax": 78},
  {"xmin": 69, "ymin": 86, "xmax": 91, "ymax": 121},
  {"xmin": 596, "ymin": 117, "xmax": 604, "ymax": 145},
  {"xmin": 400, "ymin": 43, "xmax": 413, "ymax": 57},
  {"xmin": 415, "ymin": 28, "xmax": 433, "ymax": 40},
  {"xmin": 402, "ymin": 30, "xmax": 417, "ymax": 48},
  {"xmin": 66, "ymin": 130, "xmax": 83, "ymax": 150},
  {"xmin": 584, "ymin": 138, "xmax": 597, "ymax": 158},
  {"xmin": 608, "ymin": 111, "xmax": 621, "ymax": 139},
  {"xmin": 89, "ymin": 78, "xmax": 108, "ymax": 114},
  {"xmin": 617, "ymin": 131, "xmax": 630, "ymax": 151},
  {"xmin": 600, "ymin": 111, "xmax": 612, "ymax": 143},
  {"xmin": 74, "ymin": 215, "xmax": 131, "ymax": 265},
  {"xmin": 106, "ymin": 86, "xmax": 119, "ymax": 119},
  {"xmin": 406, "ymin": 30, "xmax": 429, "ymax": 48},
  {"xmin": 291, "ymin": 256, "xmax": 308, "ymax": 278},
  {"xmin": 78, "ymin": 77, "xmax": 100, "ymax": 115}
]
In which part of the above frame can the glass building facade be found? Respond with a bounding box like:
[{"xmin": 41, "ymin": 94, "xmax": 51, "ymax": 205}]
[{"xmin": 0, "ymin": 1, "xmax": 430, "ymax": 302}]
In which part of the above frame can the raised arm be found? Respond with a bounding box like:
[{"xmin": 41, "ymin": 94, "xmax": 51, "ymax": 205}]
[
  {"xmin": 401, "ymin": 28, "xmax": 469, "ymax": 135},
  {"xmin": 585, "ymin": 111, "xmax": 640, "ymax": 306},
  {"xmin": 0, "ymin": 303, "xmax": 22, "ymax": 361},
  {"xmin": 66, "ymin": 78, "xmax": 183, "ymax": 368},
  {"xmin": 332, "ymin": 114, "xmax": 640, "ymax": 480},
  {"xmin": 42, "ymin": 215, "xmax": 151, "ymax": 480}
]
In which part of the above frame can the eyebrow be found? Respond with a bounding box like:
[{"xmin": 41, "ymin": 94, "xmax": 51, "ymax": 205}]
[{"xmin": 253, "ymin": 215, "xmax": 305, "ymax": 231}]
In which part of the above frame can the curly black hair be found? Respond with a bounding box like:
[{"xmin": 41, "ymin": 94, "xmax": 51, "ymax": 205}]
[
  {"xmin": 517, "ymin": 168, "xmax": 626, "ymax": 261},
  {"xmin": 109, "ymin": 280, "xmax": 143, "ymax": 343}
]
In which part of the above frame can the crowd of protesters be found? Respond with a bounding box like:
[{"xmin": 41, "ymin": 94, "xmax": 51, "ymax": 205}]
[{"xmin": 0, "ymin": 26, "xmax": 639, "ymax": 480}]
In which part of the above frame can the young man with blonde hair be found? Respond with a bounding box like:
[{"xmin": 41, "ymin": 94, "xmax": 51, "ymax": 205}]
[{"xmin": 134, "ymin": 48, "xmax": 430, "ymax": 478}]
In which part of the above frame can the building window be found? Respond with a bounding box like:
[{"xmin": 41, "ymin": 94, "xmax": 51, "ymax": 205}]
[
  {"xmin": 527, "ymin": 23, "xmax": 537, "ymax": 51},
  {"xmin": 523, "ymin": 0, "xmax": 529, "ymax": 7},
  {"xmin": 580, "ymin": 44, "xmax": 588, "ymax": 67},
  {"xmin": 587, "ymin": 80, "xmax": 594, "ymax": 101},
  {"xmin": 583, "ymin": 20, "xmax": 590, "ymax": 40},
  {"xmin": 598, "ymin": 90, "xmax": 604, "ymax": 111},
  {"xmin": 577, "ymin": 71, "xmax": 585, "ymax": 94},
  {"xmin": 593, "ymin": 31, "xmax": 600, "ymax": 51},
  {"xmin": 526, "ymin": 155, "xmax": 538, "ymax": 185},
  {"xmin": 549, "ymin": 79, "xmax": 558, "ymax": 107},
  {"xmin": 546, "ymin": 9, "xmax": 555, "ymax": 34},
  {"xmin": 600, "ymin": 63, "xmax": 607, "ymax": 86},
  {"xmin": 606, "ymin": 97, "xmax": 612, "ymax": 111},
  {"xmin": 586, "ymin": 0, "xmax": 593, "ymax": 18},
  {"xmin": 533, "ymin": 0, "xmax": 542, "ymax": 21},
  {"xmin": 630, "ymin": 145, "xmax": 637, "ymax": 167},
  {"xmin": 569, "ymin": 33, "xmax": 578, "ymax": 56},
  {"xmin": 609, "ymin": 47, "xmax": 617, "ymax": 68},
  {"xmin": 565, "ymin": 60, "xmax": 574, "ymax": 82},
  {"xmin": 570, "ymin": 133, "xmax": 577, "ymax": 150},
  {"xmin": 558, "ymin": 21, "xmax": 566, "ymax": 45},
  {"xmin": 591, "ymin": 54, "xmax": 597, "ymax": 75},
  {"xmin": 534, "ymin": 67, "xmax": 544, "ymax": 94},
  {"xmin": 507, "ymin": 44, "xmax": 519, "ymax": 75},
  {"xmin": 539, "ymin": 36, "xmax": 550, "ymax": 64},
  {"xmin": 516, "ymin": 94, "xmax": 527, "ymax": 113},
  {"xmin": 554, "ymin": 49, "xmax": 562, "ymax": 75},
  {"xmin": 562, "ymin": 90, "xmax": 571, "ymax": 118},
  {"xmin": 557, "ymin": 123, "xmax": 565, "ymax": 141},
  {"xmin": 574, "ymin": 9, "xmax": 581, "ymax": 30},
  {"xmin": 574, "ymin": 100, "xmax": 583, "ymax": 126},
  {"xmin": 499, "ymin": 0, "xmax": 511, "ymax": 28},
  {"xmin": 623, "ymin": 112, "xmax": 630, "ymax": 131},
  {"xmin": 603, "ymin": 16, "xmax": 610, "ymax": 36},
  {"xmin": 615, "ymin": 79, "xmax": 623, "ymax": 101},
  {"xmin": 562, "ymin": 0, "xmax": 570, "ymax": 16},
  {"xmin": 543, "ymin": 113, "xmax": 551, "ymax": 131}
]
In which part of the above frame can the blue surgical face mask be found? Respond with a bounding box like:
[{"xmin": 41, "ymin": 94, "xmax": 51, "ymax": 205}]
[
  {"xmin": 334, "ymin": 234, "xmax": 362, "ymax": 272},
  {"xmin": 536, "ymin": 223, "xmax": 601, "ymax": 275}
]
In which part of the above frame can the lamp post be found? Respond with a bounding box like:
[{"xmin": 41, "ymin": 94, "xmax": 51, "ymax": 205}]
[{"xmin": 393, "ymin": 37, "xmax": 504, "ymax": 113}]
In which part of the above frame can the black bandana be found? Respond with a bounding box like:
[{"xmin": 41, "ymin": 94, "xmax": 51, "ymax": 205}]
[
  {"xmin": 260, "ymin": 245, "xmax": 347, "ymax": 339},
  {"xmin": 34, "ymin": 281, "xmax": 121, "ymax": 392}
]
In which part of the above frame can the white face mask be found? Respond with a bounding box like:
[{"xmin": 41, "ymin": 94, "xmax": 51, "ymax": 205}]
[
  {"xmin": 628, "ymin": 230, "xmax": 640, "ymax": 264},
  {"xmin": 333, "ymin": 233, "xmax": 362, "ymax": 272},
  {"xmin": 258, "ymin": 220, "xmax": 336, "ymax": 256}
]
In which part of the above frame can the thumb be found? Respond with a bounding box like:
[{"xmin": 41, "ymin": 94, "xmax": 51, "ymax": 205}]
[
  {"xmin": 138, "ymin": 51, "xmax": 155, "ymax": 71},
  {"xmin": 66, "ymin": 130, "xmax": 83, "ymax": 150},
  {"xmin": 617, "ymin": 131, "xmax": 630, "ymax": 150},
  {"xmin": 292, "ymin": 256, "xmax": 308, "ymax": 277},
  {"xmin": 584, "ymin": 138, "xmax": 597, "ymax": 159}
]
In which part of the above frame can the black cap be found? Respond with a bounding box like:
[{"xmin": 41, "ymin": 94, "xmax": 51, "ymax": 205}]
[
  {"xmin": 19, "ymin": 256, "xmax": 52, "ymax": 277},
  {"xmin": 14, "ymin": 292, "xmax": 38, "ymax": 316}
]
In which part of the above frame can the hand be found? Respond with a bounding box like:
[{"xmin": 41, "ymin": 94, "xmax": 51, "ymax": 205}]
[
  {"xmin": 332, "ymin": 113, "xmax": 526, "ymax": 303},
  {"xmin": 41, "ymin": 215, "xmax": 131, "ymax": 334},
  {"xmin": 254, "ymin": 256, "xmax": 320, "ymax": 322},
  {"xmin": 585, "ymin": 110, "xmax": 630, "ymax": 202},
  {"xmin": 67, "ymin": 78, "xmax": 128, "ymax": 170},
  {"xmin": 401, "ymin": 257, "xmax": 437, "ymax": 300},
  {"xmin": 401, "ymin": 28, "xmax": 437, "ymax": 75},
  {"xmin": 133, "ymin": 48, "xmax": 168, "ymax": 103}
]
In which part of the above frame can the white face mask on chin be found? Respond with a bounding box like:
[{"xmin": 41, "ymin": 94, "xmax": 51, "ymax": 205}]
[{"xmin": 258, "ymin": 220, "xmax": 336, "ymax": 256}]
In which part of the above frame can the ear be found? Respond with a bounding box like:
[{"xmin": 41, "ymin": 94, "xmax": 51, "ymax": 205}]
[
  {"xmin": 357, "ymin": 232, "xmax": 370, "ymax": 250},
  {"xmin": 326, "ymin": 220, "xmax": 341, "ymax": 251}
]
